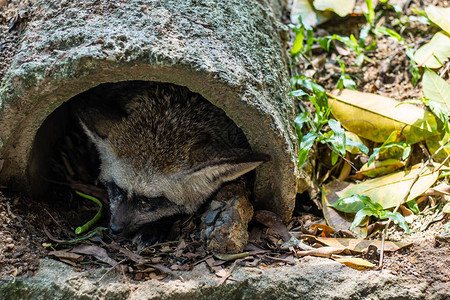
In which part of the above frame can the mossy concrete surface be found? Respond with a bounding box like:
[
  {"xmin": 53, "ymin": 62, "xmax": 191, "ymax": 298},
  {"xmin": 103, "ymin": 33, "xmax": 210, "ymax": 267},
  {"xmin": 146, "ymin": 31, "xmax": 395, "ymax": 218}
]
[{"xmin": 0, "ymin": 0, "xmax": 310, "ymax": 221}]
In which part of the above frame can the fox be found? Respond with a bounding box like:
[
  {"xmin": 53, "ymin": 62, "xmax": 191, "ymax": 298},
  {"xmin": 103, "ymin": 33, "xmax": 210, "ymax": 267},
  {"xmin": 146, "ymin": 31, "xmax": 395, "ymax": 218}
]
[{"xmin": 73, "ymin": 81, "xmax": 269, "ymax": 247}]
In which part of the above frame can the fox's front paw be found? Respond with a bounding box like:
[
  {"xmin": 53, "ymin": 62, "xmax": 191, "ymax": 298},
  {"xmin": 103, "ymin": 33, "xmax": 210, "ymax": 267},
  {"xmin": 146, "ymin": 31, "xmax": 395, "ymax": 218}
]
[
  {"xmin": 132, "ymin": 223, "xmax": 167, "ymax": 250},
  {"xmin": 132, "ymin": 216, "xmax": 180, "ymax": 250}
]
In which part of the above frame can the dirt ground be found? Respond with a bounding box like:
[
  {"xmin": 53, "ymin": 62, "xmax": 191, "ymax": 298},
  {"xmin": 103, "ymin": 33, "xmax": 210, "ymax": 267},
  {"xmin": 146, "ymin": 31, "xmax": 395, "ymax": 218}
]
[{"xmin": 0, "ymin": 0, "xmax": 449, "ymax": 285}]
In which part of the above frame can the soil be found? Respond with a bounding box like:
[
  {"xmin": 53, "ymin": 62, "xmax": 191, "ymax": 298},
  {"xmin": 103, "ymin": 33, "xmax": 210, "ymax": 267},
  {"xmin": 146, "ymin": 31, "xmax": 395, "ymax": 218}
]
[{"xmin": 0, "ymin": 0, "xmax": 449, "ymax": 287}]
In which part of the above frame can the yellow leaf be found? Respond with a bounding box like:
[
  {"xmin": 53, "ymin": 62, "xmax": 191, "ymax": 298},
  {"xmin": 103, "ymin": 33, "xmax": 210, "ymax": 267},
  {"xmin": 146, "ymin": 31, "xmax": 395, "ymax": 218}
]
[
  {"xmin": 290, "ymin": 0, "xmax": 333, "ymax": 27},
  {"xmin": 338, "ymin": 164, "xmax": 439, "ymax": 209},
  {"xmin": 295, "ymin": 247, "xmax": 345, "ymax": 258},
  {"xmin": 359, "ymin": 159, "xmax": 405, "ymax": 178},
  {"xmin": 444, "ymin": 202, "xmax": 450, "ymax": 214},
  {"xmin": 334, "ymin": 257, "xmax": 375, "ymax": 270},
  {"xmin": 426, "ymin": 133, "xmax": 450, "ymax": 164},
  {"xmin": 345, "ymin": 131, "xmax": 367, "ymax": 154},
  {"xmin": 313, "ymin": 0, "xmax": 356, "ymax": 17},
  {"xmin": 316, "ymin": 237, "xmax": 411, "ymax": 252},
  {"xmin": 425, "ymin": 6, "xmax": 450, "ymax": 34},
  {"xmin": 414, "ymin": 31, "xmax": 450, "ymax": 68},
  {"xmin": 328, "ymin": 89, "xmax": 438, "ymax": 143}
]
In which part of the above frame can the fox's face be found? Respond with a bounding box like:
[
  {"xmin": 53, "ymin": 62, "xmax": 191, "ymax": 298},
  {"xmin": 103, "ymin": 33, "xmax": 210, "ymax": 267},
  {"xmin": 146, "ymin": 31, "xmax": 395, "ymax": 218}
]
[{"xmin": 75, "ymin": 82, "xmax": 269, "ymax": 243}]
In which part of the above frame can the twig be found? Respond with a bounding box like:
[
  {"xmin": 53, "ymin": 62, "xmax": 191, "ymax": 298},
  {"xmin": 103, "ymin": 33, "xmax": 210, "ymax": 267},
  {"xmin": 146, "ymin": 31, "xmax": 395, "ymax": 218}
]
[
  {"xmin": 96, "ymin": 258, "xmax": 127, "ymax": 283},
  {"xmin": 121, "ymin": 264, "xmax": 135, "ymax": 296},
  {"xmin": 152, "ymin": 264, "xmax": 184, "ymax": 282},
  {"xmin": 193, "ymin": 254, "xmax": 214, "ymax": 266},
  {"xmin": 378, "ymin": 138, "xmax": 450, "ymax": 267},
  {"xmin": 218, "ymin": 260, "xmax": 240, "ymax": 286}
]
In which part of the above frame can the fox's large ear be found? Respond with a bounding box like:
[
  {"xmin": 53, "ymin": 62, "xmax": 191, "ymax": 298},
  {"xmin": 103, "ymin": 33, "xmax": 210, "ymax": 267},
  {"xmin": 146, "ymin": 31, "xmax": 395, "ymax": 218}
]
[
  {"xmin": 78, "ymin": 118, "xmax": 111, "ymax": 151},
  {"xmin": 167, "ymin": 153, "xmax": 270, "ymax": 210},
  {"xmin": 75, "ymin": 102, "xmax": 124, "ymax": 139},
  {"xmin": 73, "ymin": 97, "xmax": 125, "ymax": 162}
]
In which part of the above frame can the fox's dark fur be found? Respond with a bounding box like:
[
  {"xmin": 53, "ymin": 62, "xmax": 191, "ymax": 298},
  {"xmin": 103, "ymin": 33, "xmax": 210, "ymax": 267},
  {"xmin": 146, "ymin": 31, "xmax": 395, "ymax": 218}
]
[{"xmin": 74, "ymin": 82, "xmax": 269, "ymax": 246}]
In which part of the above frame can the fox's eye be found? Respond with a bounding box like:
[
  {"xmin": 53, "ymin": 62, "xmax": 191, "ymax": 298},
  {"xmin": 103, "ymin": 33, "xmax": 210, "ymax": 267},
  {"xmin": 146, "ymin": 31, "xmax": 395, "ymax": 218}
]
[
  {"xmin": 135, "ymin": 196, "xmax": 173, "ymax": 212},
  {"xmin": 105, "ymin": 181, "xmax": 125, "ymax": 204}
]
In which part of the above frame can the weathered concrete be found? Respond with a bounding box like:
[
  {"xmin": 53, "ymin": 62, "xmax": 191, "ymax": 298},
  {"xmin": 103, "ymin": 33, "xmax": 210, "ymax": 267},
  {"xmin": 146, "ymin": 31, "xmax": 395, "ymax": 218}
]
[
  {"xmin": 1, "ymin": 257, "xmax": 448, "ymax": 300},
  {"xmin": 0, "ymin": 0, "xmax": 308, "ymax": 222}
]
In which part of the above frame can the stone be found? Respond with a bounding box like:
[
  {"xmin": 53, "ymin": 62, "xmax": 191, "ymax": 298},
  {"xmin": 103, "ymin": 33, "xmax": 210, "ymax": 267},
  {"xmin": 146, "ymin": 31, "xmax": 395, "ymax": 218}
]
[
  {"xmin": 201, "ymin": 181, "xmax": 254, "ymax": 253},
  {"xmin": 1, "ymin": 257, "xmax": 448, "ymax": 299}
]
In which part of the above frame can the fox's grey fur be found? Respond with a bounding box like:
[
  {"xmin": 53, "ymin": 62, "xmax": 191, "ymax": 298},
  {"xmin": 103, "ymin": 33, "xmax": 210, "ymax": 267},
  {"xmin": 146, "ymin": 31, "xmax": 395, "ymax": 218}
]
[{"xmin": 74, "ymin": 82, "xmax": 269, "ymax": 245}]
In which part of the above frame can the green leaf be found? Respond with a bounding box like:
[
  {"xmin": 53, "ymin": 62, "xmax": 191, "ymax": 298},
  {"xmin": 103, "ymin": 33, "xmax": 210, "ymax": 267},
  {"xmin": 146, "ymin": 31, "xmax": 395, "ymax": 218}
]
[
  {"xmin": 289, "ymin": 89, "xmax": 308, "ymax": 97},
  {"xmin": 331, "ymin": 149, "xmax": 339, "ymax": 165},
  {"xmin": 291, "ymin": 26, "xmax": 305, "ymax": 55},
  {"xmin": 316, "ymin": 36, "xmax": 332, "ymax": 51},
  {"xmin": 294, "ymin": 112, "xmax": 309, "ymax": 138},
  {"xmin": 298, "ymin": 132, "xmax": 318, "ymax": 166},
  {"xmin": 345, "ymin": 132, "xmax": 369, "ymax": 154},
  {"xmin": 384, "ymin": 212, "xmax": 411, "ymax": 234},
  {"xmin": 422, "ymin": 68, "xmax": 450, "ymax": 113},
  {"xmin": 328, "ymin": 119, "xmax": 346, "ymax": 155},
  {"xmin": 342, "ymin": 76, "xmax": 357, "ymax": 90},
  {"xmin": 360, "ymin": 195, "xmax": 383, "ymax": 211},
  {"xmin": 406, "ymin": 199, "xmax": 419, "ymax": 214},
  {"xmin": 376, "ymin": 26, "xmax": 404, "ymax": 44},
  {"xmin": 359, "ymin": 24, "xmax": 371, "ymax": 47},
  {"xmin": 306, "ymin": 29, "xmax": 314, "ymax": 52},
  {"xmin": 337, "ymin": 58, "xmax": 346, "ymax": 75},
  {"xmin": 355, "ymin": 53, "xmax": 364, "ymax": 66},
  {"xmin": 364, "ymin": 0, "xmax": 375, "ymax": 24},
  {"xmin": 425, "ymin": 98, "xmax": 449, "ymax": 133},
  {"xmin": 293, "ymin": 76, "xmax": 328, "ymax": 109},
  {"xmin": 330, "ymin": 194, "xmax": 369, "ymax": 213},
  {"xmin": 350, "ymin": 207, "xmax": 377, "ymax": 230},
  {"xmin": 338, "ymin": 164, "xmax": 439, "ymax": 209}
]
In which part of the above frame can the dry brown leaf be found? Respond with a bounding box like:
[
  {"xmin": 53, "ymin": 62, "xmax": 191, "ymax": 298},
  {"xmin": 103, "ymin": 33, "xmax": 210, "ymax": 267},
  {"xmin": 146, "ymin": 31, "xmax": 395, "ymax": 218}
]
[
  {"xmin": 254, "ymin": 210, "xmax": 291, "ymax": 242},
  {"xmin": 135, "ymin": 267, "xmax": 156, "ymax": 273},
  {"xmin": 205, "ymin": 256, "xmax": 222, "ymax": 273},
  {"xmin": 119, "ymin": 247, "xmax": 146, "ymax": 264},
  {"xmin": 214, "ymin": 252, "xmax": 250, "ymax": 261},
  {"xmin": 294, "ymin": 247, "xmax": 345, "ymax": 258},
  {"xmin": 175, "ymin": 239, "xmax": 186, "ymax": 257},
  {"xmin": 71, "ymin": 245, "xmax": 118, "ymax": 268},
  {"xmin": 424, "ymin": 183, "xmax": 450, "ymax": 196},
  {"xmin": 310, "ymin": 223, "xmax": 335, "ymax": 237},
  {"xmin": 170, "ymin": 264, "xmax": 191, "ymax": 271},
  {"xmin": 59, "ymin": 258, "xmax": 79, "ymax": 267},
  {"xmin": 49, "ymin": 250, "xmax": 83, "ymax": 262},
  {"xmin": 149, "ymin": 272, "xmax": 167, "ymax": 280}
]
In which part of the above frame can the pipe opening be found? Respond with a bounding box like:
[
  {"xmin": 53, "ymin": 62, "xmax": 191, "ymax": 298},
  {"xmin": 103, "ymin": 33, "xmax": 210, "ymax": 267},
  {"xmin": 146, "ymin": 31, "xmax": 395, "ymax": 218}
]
[{"xmin": 28, "ymin": 80, "xmax": 256, "ymax": 235}]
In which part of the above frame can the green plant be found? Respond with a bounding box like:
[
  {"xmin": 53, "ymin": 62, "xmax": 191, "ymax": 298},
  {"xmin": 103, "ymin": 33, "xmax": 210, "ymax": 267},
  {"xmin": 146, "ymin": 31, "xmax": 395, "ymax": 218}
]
[
  {"xmin": 330, "ymin": 194, "xmax": 410, "ymax": 233},
  {"xmin": 317, "ymin": 34, "xmax": 374, "ymax": 66},
  {"xmin": 289, "ymin": 16, "xmax": 314, "ymax": 57},
  {"xmin": 291, "ymin": 76, "xmax": 368, "ymax": 166},
  {"xmin": 336, "ymin": 58, "xmax": 357, "ymax": 90}
]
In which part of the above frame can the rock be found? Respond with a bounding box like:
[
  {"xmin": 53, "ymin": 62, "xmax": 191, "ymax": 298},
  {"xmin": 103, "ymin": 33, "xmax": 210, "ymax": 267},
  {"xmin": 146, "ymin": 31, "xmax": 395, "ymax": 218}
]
[
  {"xmin": 201, "ymin": 181, "xmax": 253, "ymax": 253},
  {"xmin": 1, "ymin": 257, "xmax": 448, "ymax": 299}
]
